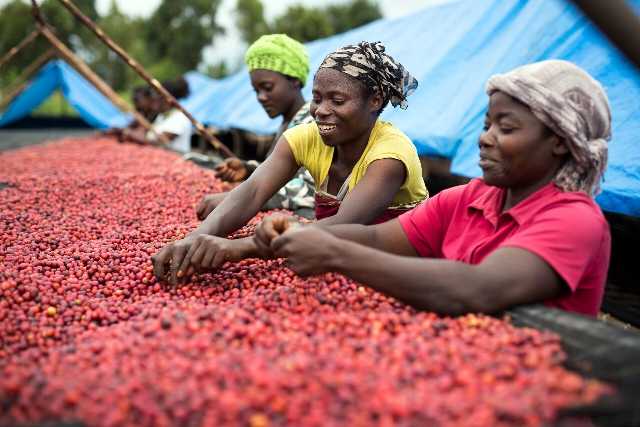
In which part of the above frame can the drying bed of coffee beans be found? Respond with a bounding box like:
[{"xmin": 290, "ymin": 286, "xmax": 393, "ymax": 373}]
[{"xmin": 0, "ymin": 138, "xmax": 609, "ymax": 427}]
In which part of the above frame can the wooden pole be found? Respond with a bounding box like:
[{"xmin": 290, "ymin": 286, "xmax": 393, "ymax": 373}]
[
  {"xmin": 0, "ymin": 49, "xmax": 56, "ymax": 111},
  {"xmin": 37, "ymin": 24, "xmax": 169, "ymax": 145},
  {"xmin": 0, "ymin": 29, "xmax": 41, "ymax": 69},
  {"xmin": 570, "ymin": 0, "xmax": 640, "ymax": 72},
  {"xmin": 55, "ymin": 0, "xmax": 233, "ymax": 157}
]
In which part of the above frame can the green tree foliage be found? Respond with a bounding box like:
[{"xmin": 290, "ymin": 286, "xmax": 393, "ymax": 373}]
[
  {"xmin": 146, "ymin": 59, "xmax": 186, "ymax": 84},
  {"xmin": 0, "ymin": 0, "xmax": 225, "ymax": 92},
  {"xmin": 326, "ymin": 0, "xmax": 382, "ymax": 34},
  {"xmin": 271, "ymin": 5, "xmax": 333, "ymax": 43},
  {"xmin": 0, "ymin": 1, "xmax": 34, "ymax": 88},
  {"xmin": 88, "ymin": 1, "xmax": 151, "ymax": 91},
  {"xmin": 205, "ymin": 61, "xmax": 230, "ymax": 79},
  {"xmin": 0, "ymin": 0, "xmax": 98, "ymax": 88},
  {"xmin": 0, "ymin": 0, "xmax": 382, "ymax": 100},
  {"xmin": 145, "ymin": 0, "xmax": 225, "ymax": 73},
  {"xmin": 39, "ymin": 0, "xmax": 99, "ymax": 45},
  {"xmin": 235, "ymin": 0, "xmax": 382, "ymax": 44},
  {"xmin": 235, "ymin": 0, "xmax": 270, "ymax": 44}
]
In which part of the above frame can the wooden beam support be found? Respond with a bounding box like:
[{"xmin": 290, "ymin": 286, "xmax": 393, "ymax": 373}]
[
  {"xmin": 56, "ymin": 0, "xmax": 233, "ymax": 157},
  {"xmin": 0, "ymin": 49, "xmax": 56, "ymax": 111},
  {"xmin": 0, "ymin": 29, "xmax": 41, "ymax": 69},
  {"xmin": 570, "ymin": 0, "xmax": 640, "ymax": 72},
  {"xmin": 37, "ymin": 24, "xmax": 169, "ymax": 145}
]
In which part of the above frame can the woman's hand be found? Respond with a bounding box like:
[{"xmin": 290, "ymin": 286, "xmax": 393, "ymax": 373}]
[
  {"xmin": 196, "ymin": 193, "xmax": 228, "ymax": 220},
  {"xmin": 215, "ymin": 158, "xmax": 249, "ymax": 182},
  {"xmin": 151, "ymin": 235, "xmax": 198, "ymax": 285},
  {"xmin": 253, "ymin": 215, "xmax": 302, "ymax": 258},
  {"xmin": 103, "ymin": 127, "xmax": 122, "ymax": 137},
  {"xmin": 118, "ymin": 128, "xmax": 130, "ymax": 142},
  {"xmin": 271, "ymin": 226, "xmax": 342, "ymax": 276},
  {"xmin": 152, "ymin": 235, "xmax": 256, "ymax": 284},
  {"xmin": 119, "ymin": 128, "xmax": 153, "ymax": 146},
  {"xmin": 179, "ymin": 235, "xmax": 255, "ymax": 272}
]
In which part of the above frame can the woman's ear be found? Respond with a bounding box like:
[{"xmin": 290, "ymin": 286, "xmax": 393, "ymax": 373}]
[
  {"xmin": 369, "ymin": 89, "xmax": 383, "ymax": 114},
  {"xmin": 551, "ymin": 135, "xmax": 570, "ymax": 156}
]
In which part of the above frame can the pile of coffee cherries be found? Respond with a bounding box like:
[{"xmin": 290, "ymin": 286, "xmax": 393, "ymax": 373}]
[{"xmin": 0, "ymin": 138, "xmax": 608, "ymax": 427}]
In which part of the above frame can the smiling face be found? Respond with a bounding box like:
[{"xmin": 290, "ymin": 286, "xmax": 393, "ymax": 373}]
[
  {"xmin": 250, "ymin": 69, "xmax": 301, "ymax": 119},
  {"xmin": 310, "ymin": 68, "xmax": 382, "ymax": 147},
  {"xmin": 479, "ymin": 91, "xmax": 568, "ymax": 191}
]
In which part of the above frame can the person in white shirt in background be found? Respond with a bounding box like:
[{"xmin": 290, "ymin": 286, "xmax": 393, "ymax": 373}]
[{"xmin": 121, "ymin": 77, "xmax": 193, "ymax": 154}]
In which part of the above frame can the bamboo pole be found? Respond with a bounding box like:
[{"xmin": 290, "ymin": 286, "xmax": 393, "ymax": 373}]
[
  {"xmin": 55, "ymin": 0, "xmax": 233, "ymax": 157},
  {"xmin": 570, "ymin": 0, "xmax": 640, "ymax": 72},
  {"xmin": 0, "ymin": 29, "xmax": 41, "ymax": 69},
  {"xmin": 0, "ymin": 49, "xmax": 56, "ymax": 111},
  {"xmin": 37, "ymin": 24, "xmax": 170, "ymax": 145}
]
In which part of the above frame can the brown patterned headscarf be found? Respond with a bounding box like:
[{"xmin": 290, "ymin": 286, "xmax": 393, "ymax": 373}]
[
  {"xmin": 486, "ymin": 60, "xmax": 611, "ymax": 196},
  {"xmin": 319, "ymin": 41, "xmax": 418, "ymax": 110}
]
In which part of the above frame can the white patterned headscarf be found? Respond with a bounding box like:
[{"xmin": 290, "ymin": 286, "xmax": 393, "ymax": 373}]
[
  {"xmin": 486, "ymin": 60, "xmax": 611, "ymax": 196},
  {"xmin": 319, "ymin": 41, "xmax": 418, "ymax": 110}
]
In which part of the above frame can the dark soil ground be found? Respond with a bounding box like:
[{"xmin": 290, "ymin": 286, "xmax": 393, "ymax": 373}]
[{"xmin": 0, "ymin": 129, "xmax": 94, "ymax": 152}]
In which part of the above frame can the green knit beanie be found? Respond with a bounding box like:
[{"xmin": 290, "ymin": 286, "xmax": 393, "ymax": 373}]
[{"xmin": 244, "ymin": 34, "xmax": 310, "ymax": 86}]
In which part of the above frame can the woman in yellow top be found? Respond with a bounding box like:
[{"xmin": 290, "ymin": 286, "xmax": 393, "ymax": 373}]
[
  {"xmin": 152, "ymin": 41, "xmax": 427, "ymax": 283},
  {"xmin": 287, "ymin": 115, "xmax": 424, "ymax": 223}
]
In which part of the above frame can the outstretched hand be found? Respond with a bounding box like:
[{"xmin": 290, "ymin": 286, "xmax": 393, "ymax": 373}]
[
  {"xmin": 151, "ymin": 236, "xmax": 197, "ymax": 285},
  {"xmin": 196, "ymin": 193, "xmax": 227, "ymax": 220},
  {"xmin": 180, "ymin": 235, "xmax": 252, "ymax": 273},
  {"xmin": 215, "ymin": 158, "xmax": 248, "ymax": 183},
  {"xmin": 271, "ymin": 226, "xmax": 342, "ymax": 276},
  {"xmin": 151, "ymin": 235, "xmax": 254, "ymax": 285}
]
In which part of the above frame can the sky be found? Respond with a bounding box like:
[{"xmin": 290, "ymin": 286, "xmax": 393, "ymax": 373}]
[{"xmin": 3, "ymin": 0, "xmax": 455, "ymax": 69}]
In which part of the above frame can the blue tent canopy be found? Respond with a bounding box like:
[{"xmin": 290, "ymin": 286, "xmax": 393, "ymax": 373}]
[
  {"xmin": 0, "ymin": 59, "xmax": 131, "ymax": 129},
  {"xmin": 1, "ymin": 0, "xmax": 638, "ymax": 216},
  {"xmin": 0, "ymin": 67, "xmax": 216, "ymax": 130},
  {"xmin": 184, "ymin": 71, "xmax": 214, "ymax": 93},
  {"xmin": 192, "ymin": 0, "xmax": 640, "ymax": 216},
  {"xmin": 182, "ymin": 71, "xmax": 218, "ymax": 106}
]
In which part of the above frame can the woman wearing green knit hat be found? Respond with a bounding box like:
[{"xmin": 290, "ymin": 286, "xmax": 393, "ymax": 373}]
[
  {"xmin": 197, "ymin": 34, "xmax": 315, "ymax": 218},
  {"xmin": 243, "ymin": 33, "xmax": 310, "ymax": 128},
  {"xmin": 154, "ymin": 41, "xmax": 428, "ymax": 284}
]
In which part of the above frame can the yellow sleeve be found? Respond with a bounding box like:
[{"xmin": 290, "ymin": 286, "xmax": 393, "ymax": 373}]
[
  {"xmin": 282, "ymin": 122, "xmax": 330, "ymax": 186},
  {"xmin": 364, "ymin": 124, "xmax": 417, "ymax": 184},
  {"xmin": 359, "ymin": 122, "xmax": 428, "ymax": 206},
  {"xmin": 283, "ymin": 122, "xmax": 314, "ymax": 167}
]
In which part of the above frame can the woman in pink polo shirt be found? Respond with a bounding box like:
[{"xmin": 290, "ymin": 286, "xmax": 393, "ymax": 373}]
[{"xmin": 256, "ymin": 60, "xmax": 612, "ymax": 317}]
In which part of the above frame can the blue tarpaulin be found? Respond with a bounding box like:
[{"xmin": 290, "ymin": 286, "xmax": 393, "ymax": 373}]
[
  {"xmin": 0, "ymin": 60, "xmax": 131, "ymax": 129},
  {"xmin": 1, "ymin": 0, "xmax": 638, "ymax": 215},
  {"xmin": 191, "ymin": 0, "xmax": 640, "ymax": 216},
  {"xmin": 182, "ymin": 71, "xmax": 217, "ymax": 107},
  {"xmin": 181, "ymin": 71, "xmax": 224, "ymax": 119}
]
